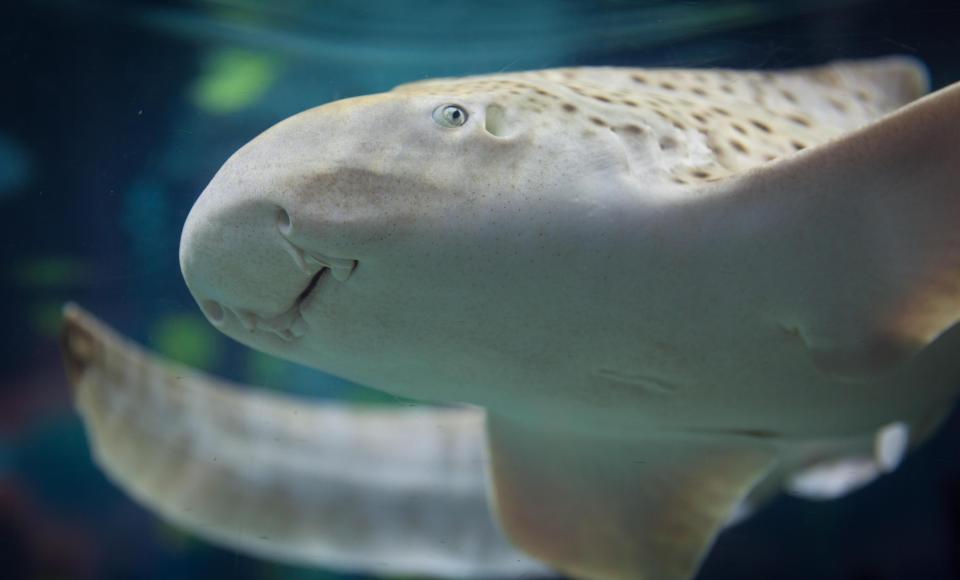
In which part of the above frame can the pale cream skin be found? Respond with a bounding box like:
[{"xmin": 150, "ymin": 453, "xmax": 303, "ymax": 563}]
[{"xmin": 73, "ymin": 57, "xmax": 960, "ymax": 580}]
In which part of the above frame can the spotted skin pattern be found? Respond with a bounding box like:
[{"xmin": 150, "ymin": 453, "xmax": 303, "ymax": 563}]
[{"xmin": 396, "ymin": 57, "xmax": 926, "ymax": 185}]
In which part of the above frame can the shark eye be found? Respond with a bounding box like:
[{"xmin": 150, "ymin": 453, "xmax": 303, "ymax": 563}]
[{"xmin": 432, "ymin": 104, "xmax": 468, "ymax": 128}]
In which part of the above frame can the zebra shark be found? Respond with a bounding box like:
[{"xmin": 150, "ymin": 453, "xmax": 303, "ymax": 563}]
[{"xmin": 64, "ymin": 56, "xmax": 960, "ymax": 579}]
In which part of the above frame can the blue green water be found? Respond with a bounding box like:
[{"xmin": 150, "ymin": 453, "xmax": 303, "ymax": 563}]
[{"xmin": 2, "ymin": 1, "xmax": 959, "ymax": 579}]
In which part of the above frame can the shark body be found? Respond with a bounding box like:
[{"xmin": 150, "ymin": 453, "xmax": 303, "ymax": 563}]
[{"xmin": 65, "ymin": 57, "xmax": 960, "ymax": 579}]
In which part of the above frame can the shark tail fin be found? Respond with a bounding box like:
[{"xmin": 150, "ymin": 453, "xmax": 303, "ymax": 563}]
[{"xmin": 60, "ymin": 304, "xmax": 547, "ymax": 578}]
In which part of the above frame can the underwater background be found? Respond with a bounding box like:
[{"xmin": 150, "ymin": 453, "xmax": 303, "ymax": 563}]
[{"xmin": 2, "ymin": 0, "xmax": 960, "ymax": 578}]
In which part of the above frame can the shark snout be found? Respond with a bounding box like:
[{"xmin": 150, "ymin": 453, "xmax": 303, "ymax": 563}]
[
  {"xmin": 179, "ymin": 177, "xmax": 357, "ymax": 342},
  {"xmin": 179, "ymin": 102, "xmax": 385, "ymax": 342}
]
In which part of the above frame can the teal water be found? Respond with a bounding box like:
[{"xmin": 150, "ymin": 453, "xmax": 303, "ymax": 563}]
[{"xmin": 2, "ymin": 1, "xmax": 959, "ymax": 579}]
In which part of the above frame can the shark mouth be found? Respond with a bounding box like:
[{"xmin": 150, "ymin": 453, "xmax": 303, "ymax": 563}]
[
  {"xmin": 227, "ymin": 239, "xmax": 358, "ymax": 342},
  {"xmin": 296, "ymin": 268, "xmax": 324, "ymax": 306}
]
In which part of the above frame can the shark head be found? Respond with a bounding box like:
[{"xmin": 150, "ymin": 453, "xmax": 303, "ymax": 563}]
[{"xmin": 179, "ymin": 81, "xmax": 645, "ymax": 415}]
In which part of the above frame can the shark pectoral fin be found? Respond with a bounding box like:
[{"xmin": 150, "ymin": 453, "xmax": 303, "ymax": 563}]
[
  {"xmin": 60, "ymin": 305, "xmax": 548, "ymax": 578},
  {"xmin": 720, "ymin": 80, "xmax": 960, "ymax": 380},
  {"xmin": 486, "ymin": 414, "xmax": 776, "ymax": 580}
]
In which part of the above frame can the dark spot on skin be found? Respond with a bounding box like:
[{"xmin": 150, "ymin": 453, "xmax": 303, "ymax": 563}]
[
  {"xmin": 764, "ymin": 154, "xmax": 776, "ymax": 162},
  {"xmin": 659, "ymin": 136, "xmax": 678, "ymax": 150},
  {"xmin": 730, "ymin": 139, "xmax": 748, "ymax": 154},
  {"xmin": 593, "ymin": 94, "xmax": 612, "ymax": 103},
  {"xmin": 590, "ymin": 116, "xmax": 608, "ymax": 127},
  {"xmin": 732, "ymin": 123, "xmax": 747, "ymax": 135},
  {"xmin": 631, "ymin": 74, "xmax": 648, "ymax": 84},
  {"xmin": 620, "ymin": 124, "xmax": 644, "ymax": 134},
  {"xmin": 788, "ymin": 114, "xmax": 811, "ymax": 127},
  {"xmin": 750, "ymin": 119, "xmax": 772, "ymax": 133},
  {"xmin": 828, "ymin": 97, "xmax": 848, "ymax": 112},
  {"xmin": 692, "ymin": 113, "xmax": 707, "ymax": 124},
  {"xmin": 721, "ymin": 84, "xmax": 733, "ymax": 94},
  {"xmin": 791, "ymin": 140, "xmax": 806, "ymax": 151},
  {"xmin": 672, "ymin": 176, "xmax": 688, "ymax": 184},
  {"xmin": 673, "ymin": 121, "xmax": 685, "ymax": 130},
  {"xmin": 814, "ymin": 70, "xmax": 842, "ymax": 87},
  {"xmin": 660, "ymin": 82, "xmax": 676, "ymax": 90},
  {"xmin": 535, "ymin": 88, "xmax": 549, "ymax": 96},
  {"xmin": 692, "ymin": 170, "xmax": 710, "ymax": 178},
  {"xmin": 780, "ymin": 89, "xmax": 797, "ymax": 103},
  {"xmin": 712, "ymin": 106, "xmax": 730, "ymax": 116},
  {"xmin": 622, "ymin": 99, "xmax": 639, "ymax": 107},
  {"xmin": 691, "ymin": 87, "xmax": 707, "ymax": 96},
  {"xmin": 855, "ymin": 89, "xmax": 871, "ymax": 102},
  {"xmin": 562, "ymin": 103, "xmax": 577, "ymax": 113}
]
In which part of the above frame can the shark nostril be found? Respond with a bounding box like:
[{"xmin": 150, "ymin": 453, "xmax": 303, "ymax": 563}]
[
  {"xmin": 276, "ymin": 207, "xmax": 292, "ymax": 235},
  {"xmin": 201, "ymin": 300, "xmax": 225, "ymax": 323},
  {"xmin": 485, "ymin": 104, "xmax": 509, "ymax": 137}
]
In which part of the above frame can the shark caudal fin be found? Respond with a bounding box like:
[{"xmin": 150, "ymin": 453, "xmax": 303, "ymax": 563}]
[{"xmin": 61, "ymin": 304, "xmax": 548, "ymax": 578}]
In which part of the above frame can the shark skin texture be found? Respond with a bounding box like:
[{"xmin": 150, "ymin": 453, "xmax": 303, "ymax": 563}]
[{"xmin": 64, "ymin": 56, "xmax": 960, "ymax": 580}]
